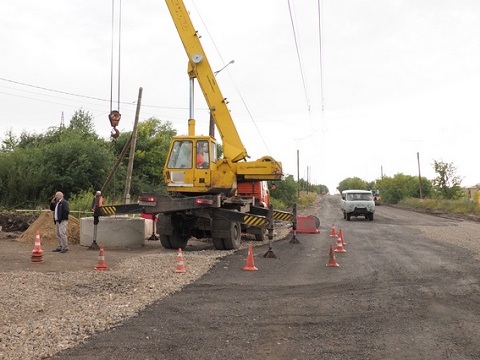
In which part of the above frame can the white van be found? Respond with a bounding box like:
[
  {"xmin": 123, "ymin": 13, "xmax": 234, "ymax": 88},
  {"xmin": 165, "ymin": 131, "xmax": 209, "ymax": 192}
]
[{"xmin": 341, "ymin": 190, "xmax": 375, "ymax": 221}]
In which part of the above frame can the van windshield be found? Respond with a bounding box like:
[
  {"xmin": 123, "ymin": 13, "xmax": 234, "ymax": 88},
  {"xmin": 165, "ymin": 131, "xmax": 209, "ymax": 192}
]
[{"xmin": 346, "ymin": 193, "xmax": 372, "ymax": 201}]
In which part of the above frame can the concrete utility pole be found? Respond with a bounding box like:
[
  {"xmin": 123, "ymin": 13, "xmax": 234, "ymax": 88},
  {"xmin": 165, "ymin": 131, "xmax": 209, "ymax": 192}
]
[{"xmin": 124, "ymin": 87, "xmax": 143, "ymax": 204}]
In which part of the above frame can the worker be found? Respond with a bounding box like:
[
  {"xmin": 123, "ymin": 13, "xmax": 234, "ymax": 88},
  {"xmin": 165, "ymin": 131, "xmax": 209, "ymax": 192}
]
[
  {"xmin": 196, "ymin": 142, "xmax": 209, "ymax": 168},
  {"xmin": 91, "ymin": 191, "xmax": 104, "ymax": 225}
]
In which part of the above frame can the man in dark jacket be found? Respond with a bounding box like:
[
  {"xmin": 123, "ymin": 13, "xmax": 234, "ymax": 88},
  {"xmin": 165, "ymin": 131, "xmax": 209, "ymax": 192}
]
[{"xmin": 50, "ymin": 191, "xmax": 70, "ymax": 253}]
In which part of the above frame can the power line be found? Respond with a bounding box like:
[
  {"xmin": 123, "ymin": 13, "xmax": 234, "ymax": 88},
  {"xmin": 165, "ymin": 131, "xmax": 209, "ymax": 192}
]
[
  {"xmin": 287, "ymin": 0, "xmax": 311, "ymax": 113},
  {"xmin": 0, "ymin": 77, "xmax": 191, "ymax": 110},
  {"xmin": 0, "ymin": 77, "xmax": 111, "ymax": 103},
  {"xmin": 317, "ymin": 0, "xmax": 324, "ymax": 113}
]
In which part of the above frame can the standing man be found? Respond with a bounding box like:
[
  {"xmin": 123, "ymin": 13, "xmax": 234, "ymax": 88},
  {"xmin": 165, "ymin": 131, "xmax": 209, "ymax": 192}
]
[{"xmin": 50, "ymin": 191, "xmax": 70, "ymax": 253}]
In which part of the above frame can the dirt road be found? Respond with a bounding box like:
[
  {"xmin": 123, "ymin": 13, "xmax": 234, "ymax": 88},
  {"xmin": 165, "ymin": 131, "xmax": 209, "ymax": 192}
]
[{"xmin": 46, "ymin": 195, "xmax": 480, "ymax": 360}]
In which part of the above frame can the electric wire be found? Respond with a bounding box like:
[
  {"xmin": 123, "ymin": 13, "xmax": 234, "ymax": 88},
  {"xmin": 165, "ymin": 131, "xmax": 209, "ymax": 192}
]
[
  {"xmin": 0, "ymin": 77, "xmax": 190, "ymax": 110},
  {"xmin": 317, "ymin": 0, "xmax": 324, "ymax": 114},
  {"xmin": 287, "ymin": 0, "xmax": 311, "ymax": 113},
  {"xmin": 189, "ymin": 0, "xmax": 273, "ymax": 155}
]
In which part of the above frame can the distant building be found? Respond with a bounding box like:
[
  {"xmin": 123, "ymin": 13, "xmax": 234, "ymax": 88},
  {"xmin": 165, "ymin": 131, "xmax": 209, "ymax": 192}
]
[{"xmin": 464, "ymin": 183, "xmax": 480, "ymax": 201}]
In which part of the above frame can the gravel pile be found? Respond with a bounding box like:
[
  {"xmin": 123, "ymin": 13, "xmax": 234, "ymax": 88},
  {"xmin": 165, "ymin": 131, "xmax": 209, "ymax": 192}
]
[{"xmin": 0, "ymin": 250, "xmax": 231, "ymax": 359}]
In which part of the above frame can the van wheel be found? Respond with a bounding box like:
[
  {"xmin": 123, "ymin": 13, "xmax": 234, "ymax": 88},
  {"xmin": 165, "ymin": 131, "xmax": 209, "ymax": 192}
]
[
  {"xmin": 343, "ymin": 211, "xmax": 346, "ymax": 219},
  {"xmin": 346, "ymin": 213, "xmax": 351, "ymax": 221}
]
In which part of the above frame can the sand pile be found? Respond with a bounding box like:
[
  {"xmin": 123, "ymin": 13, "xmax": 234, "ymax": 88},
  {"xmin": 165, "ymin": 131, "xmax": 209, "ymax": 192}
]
[{"xmin": 17, "ymin": 211, "xmax": 81, "ymax": 245}]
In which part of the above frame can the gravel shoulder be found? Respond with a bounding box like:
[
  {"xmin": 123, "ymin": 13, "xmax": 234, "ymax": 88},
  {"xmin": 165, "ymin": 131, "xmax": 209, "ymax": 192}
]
[{"xmin": 0, "ymin": 211, "xmax": 295, "ymax": 359}]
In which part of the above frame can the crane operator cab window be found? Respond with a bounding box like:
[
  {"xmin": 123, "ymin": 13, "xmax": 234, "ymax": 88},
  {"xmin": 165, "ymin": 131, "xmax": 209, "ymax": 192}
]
[
  {"xmin": 167, "ymin": 140, "xmax": 193, "ymax": 169},
  {"xmin": 196, "ymin": 141, "xmax": 210, "ymax": 168}
]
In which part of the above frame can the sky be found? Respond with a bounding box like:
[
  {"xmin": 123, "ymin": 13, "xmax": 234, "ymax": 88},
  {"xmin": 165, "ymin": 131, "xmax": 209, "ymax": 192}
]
[{"xmin": 2, "ymin": 0, "xmax": 480, "ymax": 193}]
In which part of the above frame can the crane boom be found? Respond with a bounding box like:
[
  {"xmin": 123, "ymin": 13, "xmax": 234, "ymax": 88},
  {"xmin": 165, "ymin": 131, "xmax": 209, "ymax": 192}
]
[
  {"xmin": 163, "ymin": 0, "xmax": 283, "ymax": 196},
  {"xmin": 165, "ymin": 0, "xmax": 248, "ymax": 163}
]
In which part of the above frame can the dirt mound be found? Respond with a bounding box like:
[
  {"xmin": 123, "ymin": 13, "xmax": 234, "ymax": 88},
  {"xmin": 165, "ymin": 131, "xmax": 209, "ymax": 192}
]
[
  {"xmin": 0, "ymin": 211, "xmax": 36, "ymax": 232},
  {"xmin": 17, "ymin": 211, "xmax": 81, "ymax": 245}
]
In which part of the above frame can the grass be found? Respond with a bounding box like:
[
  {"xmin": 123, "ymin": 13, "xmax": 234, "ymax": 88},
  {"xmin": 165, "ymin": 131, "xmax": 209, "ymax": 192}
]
[{"xmin": 399, "ymin": 197, "xmax": 480, "ymax": 214}]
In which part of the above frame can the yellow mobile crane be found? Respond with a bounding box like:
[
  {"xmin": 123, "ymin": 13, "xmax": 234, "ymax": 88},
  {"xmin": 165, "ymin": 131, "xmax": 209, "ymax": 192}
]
[
  {"xmin": 100, "ymin": 0, "xmax": 289, "ymax": 250},
  {"xmin": 163, "ymin": 0, "xmax": 283, "ymax": 194}
]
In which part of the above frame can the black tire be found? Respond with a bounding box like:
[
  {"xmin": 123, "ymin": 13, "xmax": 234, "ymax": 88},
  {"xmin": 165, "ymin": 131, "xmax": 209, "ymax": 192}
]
[
  {"xmin": 254, "ymin": 229, "xmax": 266, "ymax": 242},
  {"xmin": 346, "ymin": 213, "xmax": 351, "ymax": 221},
  {"xmin": 168, "ymin": 232, "xmax": 189, "ymax": 249},
  {"xmin": 212, "ymin": 219, "xmax": 241, "ymax": 250},
  {"xmin": 212, "ymin": 237, "xmax": 226, "ymax": 250},
  {"xmin": 157, "ymin": 214, "xmax": 173, "ymax": 249},
  {"xmin": 223, "ymin": 222, "xmax": 241, "ymax": 249},
  {"xmin": 160, "ymin": 235, "xmax": 172, "ymax": 249},
  {"xmin": 343, "ymin": 211, "xmax": 346, "ymax": 220},
  {"xmin": 157, "ymin": 214, "xmax": 189, "ymax": 249},
  {"xmin": 369, "ymin": 213, "xmax": 374, "ymax": 221}
]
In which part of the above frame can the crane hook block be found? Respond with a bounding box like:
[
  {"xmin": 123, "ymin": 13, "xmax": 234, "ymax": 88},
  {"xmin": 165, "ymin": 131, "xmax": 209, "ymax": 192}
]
[
  {"xmin": 109, "ymin": 110, "xmax": 121, "ymax": 127},
  {"xmin": 111, "ymin": 127, "xmax": 120, "ymax": 139}
]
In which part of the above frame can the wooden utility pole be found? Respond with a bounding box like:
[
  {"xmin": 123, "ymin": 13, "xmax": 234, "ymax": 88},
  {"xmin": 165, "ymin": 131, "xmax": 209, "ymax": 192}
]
[
  {"xmin": 297, "ymin": 149, "xmax": 300, "ymax": 199},
  {"xmin": 417, "ymin": 152, "xmax": 423, "ymax": 200},
  {"xmin": 124, "ymin": 87, "xmax": 143, "ymax": 204}
]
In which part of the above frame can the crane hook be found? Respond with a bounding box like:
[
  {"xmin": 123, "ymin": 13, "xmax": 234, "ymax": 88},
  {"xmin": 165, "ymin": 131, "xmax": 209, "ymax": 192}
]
[{"xmin": 109, "ymin": 110, "xmax": 121, "ymax": 139}]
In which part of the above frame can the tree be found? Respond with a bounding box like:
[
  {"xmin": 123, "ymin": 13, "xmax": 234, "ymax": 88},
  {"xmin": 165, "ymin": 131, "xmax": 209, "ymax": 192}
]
[
  {"xmin": 337, "ymin": 177, "xmax": 368, "ymax": 193},
  {"xmin": 432, "ymin": 160, "xmax": 463, "ymax": 199},
  {"xmin": 1, "ymin": 130, "xmax": 19, "ymax": 152},
  {"xmin": 68, "ymin": 109, "xmax": 95, "ymax": 135},
  {"xmin": 271, "ymin": 175, "xmax": 298, "ymax": 209},
  {"xmin": 111, "ymin": 117, "xmax": 176, "ymax": 195}
]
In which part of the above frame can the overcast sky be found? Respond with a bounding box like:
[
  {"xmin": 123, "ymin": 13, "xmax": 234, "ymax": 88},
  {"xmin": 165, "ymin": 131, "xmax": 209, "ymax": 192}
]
[{"xmin": 2, "ymin": 0, "xmax": 480, "ymax": 193}]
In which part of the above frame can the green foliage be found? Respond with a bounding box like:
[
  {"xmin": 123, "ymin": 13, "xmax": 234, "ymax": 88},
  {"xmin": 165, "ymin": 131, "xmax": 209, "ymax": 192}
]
[
  {"xmin": 375, "ymin": 174, "xmax": 431, "ymax": 204},
  {"xmin": 0, "ymin": 108, "xmax": 323, "ymax": 210},
  {"xmin": 68, "ymin": 109, "xmax": 96, "ymax": 134},
  {"xmin": 112, "ymin": 117, "xmax": 175, "ymax": 195},
  {"xmin": 270, "ymin": 175, "xmax": 298, "ymax": 209},
  {"xmin": 431, "ymin": 160, "xmax": 463, "ymax": 200},
  {"xmin": 0, "ymin": 111, "xmax": 113, "ymax": 208},
  {"xmin": 1, "ymin": 129, "xmax": 18, "ymax": 151},
  {"xmin": 337, "ymin": 177, "xmax": 368, "ymax": 193},
  {"xmin": 297, "ymin": 192, "xmax": 317, "ymax": 208},
  {"xmin": 297, "ymin": 178, "xmax": 326, "ymax": 194},
  {"xmin": 400, "ymin": 197, "xmax": 479, "ymax": 214}
]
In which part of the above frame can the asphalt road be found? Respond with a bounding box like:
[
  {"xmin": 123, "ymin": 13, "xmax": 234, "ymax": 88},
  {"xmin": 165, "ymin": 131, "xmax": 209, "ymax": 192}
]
[{"xmin": 49, "ymin": 195, "xmax": 480, "ymax": 360}]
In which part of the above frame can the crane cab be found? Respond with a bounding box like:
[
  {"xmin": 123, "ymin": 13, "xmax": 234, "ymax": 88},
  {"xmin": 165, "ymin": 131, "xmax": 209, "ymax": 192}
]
[{"xmin": 164, "ymin": 136, "xmax": 237, "ymax": 195}]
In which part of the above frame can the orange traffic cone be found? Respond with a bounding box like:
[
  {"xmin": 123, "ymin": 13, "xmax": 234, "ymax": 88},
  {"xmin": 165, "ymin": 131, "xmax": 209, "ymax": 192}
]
[
  {"xmin": 334, "ymin": 236, "xmax": 346, "ymax": 253},
  {"xmin": 326, "ymin": 244, "xmax": 339, "ymax": 267},
  {"xmin": 242, "ymin": 244, "xmax": 258, "ymax": 271},
  {"xmin": 175, "ymin": 248, "xmax": 186, "ymax": 273},
  {"xmin": 338, "ymin": 229, "xmax": 346, "ymax": 246},
  {"xmin": 330, "ymin": 224, "xmax": 338, "ymax": 238},
  {"xmin": 94, "ymin": 244, "xmax": 108, "ymax": 270},
  {"xmin": 31, "ymin": 231, "xmax": 44, "ymax": 263}
]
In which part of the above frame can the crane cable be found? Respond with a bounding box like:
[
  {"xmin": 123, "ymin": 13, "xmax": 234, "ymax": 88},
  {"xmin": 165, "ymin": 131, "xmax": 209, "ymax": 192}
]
[
  {"xmin": 109, "ymin": 0, "xmax": 122, "ymax": 140},
  {"xmin": 110, "ymin": 0, "xmax": 122, "ymax": 113}
]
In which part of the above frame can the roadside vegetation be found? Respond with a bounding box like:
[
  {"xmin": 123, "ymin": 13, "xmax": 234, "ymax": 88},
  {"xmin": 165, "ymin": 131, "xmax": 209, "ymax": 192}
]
[
  {"xmin": 0, "ymin": 110, "xmax": 325, "ymax": 213},
  {"xmin": 337, "ymin": 161, "xmax": 480, "ymax": 216},
  {"xmin": 2, "ymin": 110, "xmax": 476, "ymax": 216}
]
